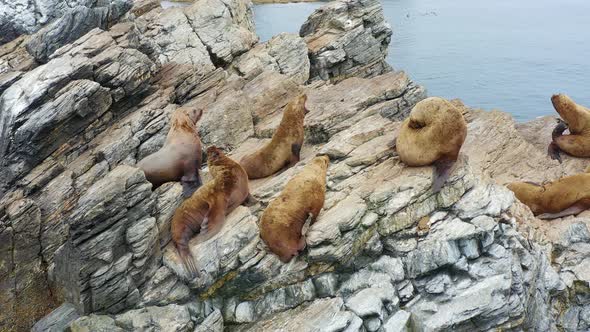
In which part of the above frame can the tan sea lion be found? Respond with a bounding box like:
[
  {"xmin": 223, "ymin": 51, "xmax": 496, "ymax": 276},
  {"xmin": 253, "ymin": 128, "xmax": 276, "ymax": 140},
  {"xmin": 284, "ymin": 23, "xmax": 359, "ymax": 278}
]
[
  {"xmin": 171, "ymin": 146, "xmax": 251, "ymax": 276},
  {"xmin": 507, "ymin": 173, "xmax": 590, "ymax": 219},
  {"xmin": 259, "ymin": 155, "xmax": 329, "ymax": 263},
  {"xmin": 240, "ymin": 94, "xmax": 309, "ymax": 179},
  {"xmin": 394, "ymin": 97, "xmax": 467, "ymax": 193},
  {"xmin": 138, "ymin": 106, "xmax": 203, "ymax": 198},
  {"xmin": 548, "ymin": 94, "xmax": 590, "ymax": 162}
]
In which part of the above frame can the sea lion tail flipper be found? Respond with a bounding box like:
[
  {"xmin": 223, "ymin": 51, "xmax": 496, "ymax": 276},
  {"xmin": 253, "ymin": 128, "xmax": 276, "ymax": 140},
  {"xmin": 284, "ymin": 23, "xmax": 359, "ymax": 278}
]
[
  {"xmin": 432, "ymin": 159, "xmax": 455, "ymax": 193},
  {"xmin": 177, "ymin": 246, "xmax": 198, "ymax": 279},
  {"xmin": 537, "ymin": 202, "xmax": 588, "ymax": 220},
  {"xmin": 289, "ymin": 143, "xmax": 302, "ymax": 166},
  {"xmin": 548, "ymin": 142, "xmax": 563, "ymax": 164}
]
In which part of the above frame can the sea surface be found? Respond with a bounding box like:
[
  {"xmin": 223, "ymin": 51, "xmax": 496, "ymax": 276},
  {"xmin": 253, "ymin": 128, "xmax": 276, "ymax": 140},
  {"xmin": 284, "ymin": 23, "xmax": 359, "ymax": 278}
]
[{"xmin": 253, "ymin": 0, "xmax": 590, "ymax": 121}]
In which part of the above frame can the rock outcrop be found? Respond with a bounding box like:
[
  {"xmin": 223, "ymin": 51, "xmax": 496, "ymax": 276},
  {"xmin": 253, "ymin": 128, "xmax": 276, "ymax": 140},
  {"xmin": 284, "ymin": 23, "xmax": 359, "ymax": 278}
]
[
  {"xmin": 0, "ymin": 0, "xmax": 589, "ymax": 331},
  {"xmin": 300, "ymin": 0, "xmax": 393, "ymax": 82}
]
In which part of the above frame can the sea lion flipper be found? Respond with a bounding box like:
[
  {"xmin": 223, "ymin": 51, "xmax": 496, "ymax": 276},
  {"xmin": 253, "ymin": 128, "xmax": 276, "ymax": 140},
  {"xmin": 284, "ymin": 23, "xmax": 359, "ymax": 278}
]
[
  {"xmin": 548, "ymin": 142, "xmax": 563, "ymax": 163},
  {"xmin": 242, "ymin": 193, "xmax": 259, "ymax": 207},
  {"xmin": 388, "ymin": 137, "xmax": 397, "ymax": 151},
  {"xmin": 552, "ymin": 119, "xmax": 568, "ymax": 140},
  {"xmin": 289, "ymin": 143, "xmax": 302, "ymax": 167},
  {"xmin": 181, "ymin": 165, "xmax": 201, "ymax": 198},
  {"xmin": 432, "ymin": 159, "xmax": 455, "ymax": 193},
  {"xmin": 181, "ymin": 180, "xmax": 199, "ymax": 198},
  {"xmin": 537, "ymin": 202, "xmax": 588, "ymax": 220},
  {"xmin": 176, "ymin": 245, "xmax": 198, "ymax": 279}
]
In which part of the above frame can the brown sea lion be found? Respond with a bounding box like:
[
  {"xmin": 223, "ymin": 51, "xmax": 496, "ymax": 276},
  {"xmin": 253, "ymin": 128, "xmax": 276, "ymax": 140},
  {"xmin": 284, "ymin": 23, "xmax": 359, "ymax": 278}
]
[
  {"xmin": 394, "ymin": 97, "xmax": 467, "ymax": 193},
  {"xmin": 138, "ymin": 106, "xmax": 203, "ymax": 198},
  {"xmin": 548, "ymin": 94, "xmax": 590, "ymax": 162},
  {"xmin": 507, "ymin": 173, "xmax": 590, "ymax": 219},
  {"xmin": 240, "ymin": 94, "xmax": 309, "ymax": 179},
  {"xmin": 259, "ymin": 155, "xmax": 329, "ymax": 263},
  {"xmin": 171, "ymin": 146, "xmax": 251, "ymax": 276}
]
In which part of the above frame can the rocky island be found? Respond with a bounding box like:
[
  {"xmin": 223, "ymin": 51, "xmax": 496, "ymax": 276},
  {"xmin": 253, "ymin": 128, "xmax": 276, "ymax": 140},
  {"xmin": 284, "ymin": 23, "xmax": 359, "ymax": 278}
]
[{"xmin": 0, "ymin": 0, "xmax": 589, "ymax": 331}]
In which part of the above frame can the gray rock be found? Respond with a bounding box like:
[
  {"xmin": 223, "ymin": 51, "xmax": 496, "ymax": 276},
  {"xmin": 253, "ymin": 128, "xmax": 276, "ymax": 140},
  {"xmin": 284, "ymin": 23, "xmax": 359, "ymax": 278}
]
[
  {"xmin": 345, "ymin": 286, "xmax": 395, "ymax": 318},
  {"xmin": 383, "ymin": 310, "xmax": 411, "ymax": 332},
  {"xmin": 314, "ymin": 273, "xmax": 339, "ymax": 297},
  {"xmin": 69, "ymin": 314, "xmax": 123, "ymax": 332},
  {"xmin": 233, "ymin": 33, "xmax": 310, "ymax": 84},
  {"xmin": 301, "ymin": 0, "xmax": 393, "ymax": 82},
  {"xmin": 563, "ymin": 222, "xmax": 590, "ymax": 245},
  {"xmin": 195, "ymin": 309, "xmax": 224, "ymax": 332},
  {"xmin": 114, "ymin": 304, "xmax": 195, "ymax": 331},
  {"xmin": 32, "ymin": 303, "xmax": 80, "ymax": 332},
  {"xmin": 0, "ymin": 0, "xmax": 99, "ymax": 44},
  {"xmin": 232, "ymin": 298, "xmax": 361, "ymax": 332},
  {"xmin": 26, "ymin": 1, "xmax": 133, "ymax": 63}
]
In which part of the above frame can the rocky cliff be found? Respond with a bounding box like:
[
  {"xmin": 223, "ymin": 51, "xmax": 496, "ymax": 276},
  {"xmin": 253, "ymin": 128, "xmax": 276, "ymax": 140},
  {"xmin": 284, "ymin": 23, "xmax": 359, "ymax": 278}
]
[{"xmin": 0, "ymin": 0, "xmax": 589, "ymax": 331}]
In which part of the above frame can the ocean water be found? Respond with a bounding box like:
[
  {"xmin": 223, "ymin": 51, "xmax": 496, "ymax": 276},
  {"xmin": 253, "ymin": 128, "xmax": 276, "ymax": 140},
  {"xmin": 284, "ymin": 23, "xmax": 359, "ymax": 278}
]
[{"xmin": 254, "ymin": 0, "xmax": 590, "ymax": 121}]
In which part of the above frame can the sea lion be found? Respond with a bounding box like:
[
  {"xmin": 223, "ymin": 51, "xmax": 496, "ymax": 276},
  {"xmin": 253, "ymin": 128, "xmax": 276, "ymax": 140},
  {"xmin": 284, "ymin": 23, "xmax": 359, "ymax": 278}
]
[
  {"xmin": 240, "ymin": 94, "xmax": 309, "ymax": 179},
  {"xmin": 171, "ymin": 146, "xmax": 251, "ymax": 276},
  {"xmin": 394, "ymin": 97, "xmax": 467, "ymax": 193},
  {"xmin": 259, "ymin": 155, "xmax": 329, "ymax": 263},
  {"xmin": 138, "ymin": 106, "xmax": 203, "ymax": 198},
  {"xmin": 548, "ymin": 94, "xmax": 590, "ymax": 162},
  {"xmin": 507, "ymin": 173, "xmax": 590, "ymax": 219}
]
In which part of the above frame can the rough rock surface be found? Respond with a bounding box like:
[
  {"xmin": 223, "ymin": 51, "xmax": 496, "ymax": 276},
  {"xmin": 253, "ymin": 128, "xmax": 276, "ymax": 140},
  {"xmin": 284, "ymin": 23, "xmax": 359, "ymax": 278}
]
[
  {"xmin": 0, "ymin": 0, "xmax": 131, "ymax": 46},
  {"xmin": 300, "ymin": 0, "xmax": 393, "ymax": 82},
  {"xmin": 0, "ymin": 0, "xmax": 588, "ymax": 331}
]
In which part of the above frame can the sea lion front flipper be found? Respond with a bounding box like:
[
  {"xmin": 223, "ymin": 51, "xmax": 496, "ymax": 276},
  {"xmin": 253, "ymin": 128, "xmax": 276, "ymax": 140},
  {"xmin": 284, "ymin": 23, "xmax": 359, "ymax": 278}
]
[
  {"xmin": 548, "ymin": 142, "xmax": 563, "ymax": 163},
  {"xmin": 432, "ymin": 159, "xmax": 455, "ymax": 193},
  {"xmin": 552, "ymin": 118, "xmax": 568, "ymax": 140},
  {"xmin": 289, "ymin": 143, "xmax": 302, "ymax": 167},
  {"xmin": 241, "ymin": 193, "xmax": 259, "ymax": 207},
  {"xmin": 181, "ymin": 164, "xmax": 201, "ymax": 198},
  {"xmin": 537, "ymin": 202, "xmax": 588, "ymax": 220}
]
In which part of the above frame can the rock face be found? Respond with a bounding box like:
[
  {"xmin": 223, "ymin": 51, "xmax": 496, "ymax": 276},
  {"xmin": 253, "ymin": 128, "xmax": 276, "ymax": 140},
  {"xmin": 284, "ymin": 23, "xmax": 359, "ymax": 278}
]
[
  {"xmin": 0, "ymin": 0, "xmax": 131, "ymax": 46},
  {"xmin": 0, "ymin": 0, "xmax": 588, "ymax": 331},
  {"xmin": 300, "ymin": 0, "xmax": 393, "ymax": 82}
]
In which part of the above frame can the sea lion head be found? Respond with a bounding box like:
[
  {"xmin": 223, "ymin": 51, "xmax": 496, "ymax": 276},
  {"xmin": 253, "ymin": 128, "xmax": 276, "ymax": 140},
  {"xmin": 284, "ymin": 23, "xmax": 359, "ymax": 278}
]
[
  {"xmin": 171, "ymin": 107, "xmax": 203, "ymax": 131},
  {"xmin": 312, "ymin": 155, "xmax": 330, "ymax": 169},
  {"xmin": 264, "ymin": 230, "xmax": 306, "ymax": 263},
  {"xmin": 408, "ymin": 97, "xmax": 452, "ymax": 129},
  {"xmin": 287, "ymin": 93, "xmax": 309, "ymax": 116},
  {"xmin": 506, "ymin": 181, "xmax": 543, "ymax": 214},
  {"xmin": 551, "ymin": 94, "xmax": 576, "ymax": 125},
  {"xmin": 206, "ymin": 146, "xmax": 225, "ymax": 164}
]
